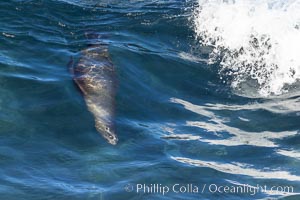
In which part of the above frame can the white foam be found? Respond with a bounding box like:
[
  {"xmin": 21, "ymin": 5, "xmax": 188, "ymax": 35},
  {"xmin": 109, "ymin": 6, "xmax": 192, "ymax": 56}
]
[
  {"xmin": 277, "ymin": 149, "xmax": 300, "ymax": 160},
  {"xmin": 170, "ymin": 97, "xmax": 298, "ymax": 147},
  {"xmin": 193, "ymin": 0, "xmax": 300, "ymax": 96},
  {"xmin": 172, "ymin": 156, "xmax": 300, "ymax": 181}
]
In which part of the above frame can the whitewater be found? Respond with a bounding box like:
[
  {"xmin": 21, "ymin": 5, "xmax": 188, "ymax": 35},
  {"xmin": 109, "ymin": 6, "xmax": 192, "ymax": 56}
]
[{"xmin": 193, "ymin": 0, "xmax": 300, "ymax": 96}]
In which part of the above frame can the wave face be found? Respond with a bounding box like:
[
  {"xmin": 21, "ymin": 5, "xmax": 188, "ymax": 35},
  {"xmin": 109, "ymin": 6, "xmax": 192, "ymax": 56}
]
[
  {"xmin": 1, "ymin": 1, "xmax": 300, "ymax": 200},
  {"xmin": 193, "ymin": 0, "xmax": 300, "ymax": 96}
]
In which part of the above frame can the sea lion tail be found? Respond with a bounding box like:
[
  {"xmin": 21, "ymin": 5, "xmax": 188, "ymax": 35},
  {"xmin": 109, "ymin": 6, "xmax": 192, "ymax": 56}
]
[
  {"xmin": 84, "ymin": 31, "xmax": 101, "ymax": 40},
  {"xmin": 84, "ymin": 31, "xmax": 110, "ymax": 46}
]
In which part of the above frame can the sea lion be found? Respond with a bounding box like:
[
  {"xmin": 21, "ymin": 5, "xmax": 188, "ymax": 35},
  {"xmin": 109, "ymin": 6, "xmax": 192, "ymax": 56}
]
[{"xmin": 70, "ymin": 33, "xmax": 118, "ymax": 145}]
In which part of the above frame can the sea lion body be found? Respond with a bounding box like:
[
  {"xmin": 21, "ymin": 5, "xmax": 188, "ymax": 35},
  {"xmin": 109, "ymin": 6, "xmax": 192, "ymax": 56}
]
[{"xmin": 72, "ymin": 43, "xmax": 118, "ymax": 145}]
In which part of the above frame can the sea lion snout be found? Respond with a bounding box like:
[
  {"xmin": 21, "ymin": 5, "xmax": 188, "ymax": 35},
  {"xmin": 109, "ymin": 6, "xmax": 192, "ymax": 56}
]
[
  {"xmin": 104, "ymin": 129, "xmax": 118, "ymax": 145},
  {"xmin": 95, "ymin": 120, "xmax": 118, "ymax": 145}
]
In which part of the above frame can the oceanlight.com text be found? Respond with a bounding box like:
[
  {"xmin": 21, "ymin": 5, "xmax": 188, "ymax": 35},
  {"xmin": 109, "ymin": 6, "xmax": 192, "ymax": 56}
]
[{"xmin": 124, "ymin": 183, "xmax": 295, "ymax": 196}]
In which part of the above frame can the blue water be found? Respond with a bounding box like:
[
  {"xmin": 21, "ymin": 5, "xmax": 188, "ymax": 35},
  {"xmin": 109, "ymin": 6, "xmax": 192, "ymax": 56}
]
[{"xmin": 1, "ymin": 0, "xmax": 300, "ymax": 199}]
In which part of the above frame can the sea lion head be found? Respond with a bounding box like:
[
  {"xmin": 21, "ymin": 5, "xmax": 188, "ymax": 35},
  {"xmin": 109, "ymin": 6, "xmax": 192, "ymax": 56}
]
[{"xmin": 95, "ymin": 120, "xmax": 118, "ymax": 145}]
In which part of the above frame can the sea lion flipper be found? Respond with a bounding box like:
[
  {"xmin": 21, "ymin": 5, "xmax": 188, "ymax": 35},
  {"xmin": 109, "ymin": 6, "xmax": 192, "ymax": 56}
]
[{"xmin": 67, "ymin": 57, "xmax": 74, "ymax": 75}]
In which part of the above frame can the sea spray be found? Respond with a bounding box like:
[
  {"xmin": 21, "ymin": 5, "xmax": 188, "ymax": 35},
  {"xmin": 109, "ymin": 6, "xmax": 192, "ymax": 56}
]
[{"xmin": 193, "ymin": 0, "xmax": 300, "ymax": 96}]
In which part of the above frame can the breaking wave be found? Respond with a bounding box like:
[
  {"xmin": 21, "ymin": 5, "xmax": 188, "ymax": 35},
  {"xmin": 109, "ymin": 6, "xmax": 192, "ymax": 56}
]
[{"xmin": 193, "ymin": 0, "xmax": 300, "ymax": 96}]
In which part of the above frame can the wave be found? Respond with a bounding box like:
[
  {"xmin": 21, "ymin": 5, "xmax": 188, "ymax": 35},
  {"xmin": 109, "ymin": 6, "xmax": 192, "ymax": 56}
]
[
  {"xmin": 172, "ymin": 156, "xmax": 300, "ymax": 181},
  {"xmin": 170, "ymin": 97, "xmax": 299, "ymax": 147},
  {"xmin": 193, "ymin": 0, "xmax": 300, "ymax": 97}
]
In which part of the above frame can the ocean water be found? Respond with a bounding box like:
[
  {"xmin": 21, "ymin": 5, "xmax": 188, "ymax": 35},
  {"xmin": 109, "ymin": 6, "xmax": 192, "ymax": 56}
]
[{"xmin": 0, "ymin": 0, "xmax": 300, "ymax": 200}]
